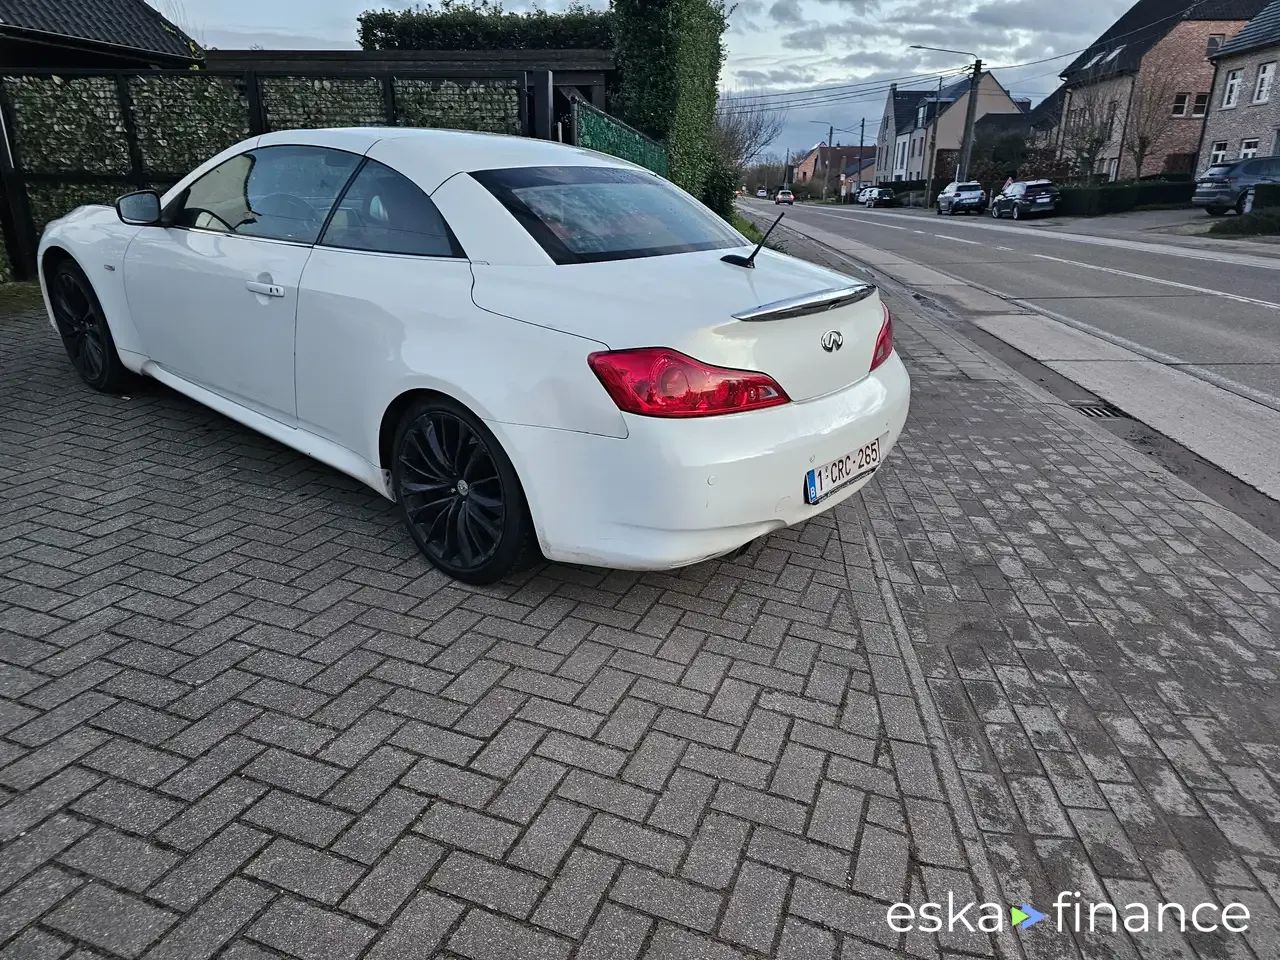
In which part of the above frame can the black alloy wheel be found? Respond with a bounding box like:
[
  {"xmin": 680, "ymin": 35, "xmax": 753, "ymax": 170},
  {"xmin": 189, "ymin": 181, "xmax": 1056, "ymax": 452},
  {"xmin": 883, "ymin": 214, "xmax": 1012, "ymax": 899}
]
[
  {"xmin": 392, "ymin": 398, "xmax": 536, "ymax": 584},
  {"xmin": 49, "ymin": 258, "xmax": 131, "ymax": 392}
]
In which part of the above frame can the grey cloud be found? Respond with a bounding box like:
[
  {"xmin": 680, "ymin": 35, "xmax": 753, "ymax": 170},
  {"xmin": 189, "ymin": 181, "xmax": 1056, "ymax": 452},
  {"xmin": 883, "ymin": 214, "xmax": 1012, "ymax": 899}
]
[{"xmin": 769, "ymin": 0, "xmax": 805, "ymax": 25}]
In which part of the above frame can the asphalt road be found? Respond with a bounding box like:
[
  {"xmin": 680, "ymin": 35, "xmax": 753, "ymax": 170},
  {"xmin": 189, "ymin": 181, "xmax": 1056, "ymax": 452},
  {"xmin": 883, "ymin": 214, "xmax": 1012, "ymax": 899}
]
[{"xmin": 745, "ymin": 199, "xmax": 1280, "ymax": 406}]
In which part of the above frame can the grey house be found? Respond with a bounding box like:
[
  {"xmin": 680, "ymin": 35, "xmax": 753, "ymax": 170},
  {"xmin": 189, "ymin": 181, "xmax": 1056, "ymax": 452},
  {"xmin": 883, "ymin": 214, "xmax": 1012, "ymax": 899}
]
[{"xmin": 1198, "ymin": 0, "xmax": 1280, "ymax": 169}]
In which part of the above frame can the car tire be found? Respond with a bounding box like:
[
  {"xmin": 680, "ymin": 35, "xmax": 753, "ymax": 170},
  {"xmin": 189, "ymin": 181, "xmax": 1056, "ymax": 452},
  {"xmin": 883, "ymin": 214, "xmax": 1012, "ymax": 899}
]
[
  {"xmin": 935, "ymin": 204, "xmax": 942, "ymax": 215},
  {"xmin": 1012, "ymin": 204, "xmax": 1022, "ymax": 221},
  {"xmin": 991, "ymin": 205, "xmax": 1000, "ymax": 218},
  {"xmin": 48, "ymin": 256, "xmax": 134, "ymax": 393},
  {"xmin": 1235, "ymin": 195, "xmax": 1248, "ymax": 215},
  {"xmin": 392, "ymin": 396, "xmax": 538, "ymax": 584}
]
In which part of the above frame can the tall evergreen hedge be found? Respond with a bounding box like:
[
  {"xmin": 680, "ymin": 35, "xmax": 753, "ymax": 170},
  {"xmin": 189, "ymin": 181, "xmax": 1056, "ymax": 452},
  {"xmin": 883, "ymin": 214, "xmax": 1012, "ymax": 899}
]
[
  {"xmin": 357, "ymin": 0, "xmax": 727, "ymax": 198},
  {"xmin": 358, "ymin": 1, "xmax": 613, "ymax": 51},
  {"xmin": 611, "ymin": 0, "xmax": 726, "ymax": 197}
]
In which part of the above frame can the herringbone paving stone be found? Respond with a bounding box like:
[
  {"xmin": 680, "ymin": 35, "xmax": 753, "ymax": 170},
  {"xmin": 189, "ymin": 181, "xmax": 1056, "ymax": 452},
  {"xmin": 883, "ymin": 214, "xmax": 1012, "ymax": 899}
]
[{"xmin": 1, "ymin": 258, "xmax": 1277, "ymax": 960}]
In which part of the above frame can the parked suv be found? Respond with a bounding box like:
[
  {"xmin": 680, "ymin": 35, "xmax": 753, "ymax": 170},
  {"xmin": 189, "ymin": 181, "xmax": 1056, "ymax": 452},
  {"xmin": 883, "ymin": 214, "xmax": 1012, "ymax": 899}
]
[
  {"xmin": 991, "ymin": 179, "xmax": 1060, "ymax": 219},
  {"xmin": 936, "ymin": 181, "xmax": 986, "ymax": 214},
  {"xmin": 1194, "ymin": 155, "xmax": 1280, "ymax": 215}
]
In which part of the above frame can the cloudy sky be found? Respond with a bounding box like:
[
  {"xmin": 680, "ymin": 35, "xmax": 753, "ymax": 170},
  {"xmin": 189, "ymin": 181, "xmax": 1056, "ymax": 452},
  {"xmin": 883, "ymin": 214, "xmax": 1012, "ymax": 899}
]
[{"xmin": 160, "ymin": 0, "xmax": 1129, "ymax": 158}]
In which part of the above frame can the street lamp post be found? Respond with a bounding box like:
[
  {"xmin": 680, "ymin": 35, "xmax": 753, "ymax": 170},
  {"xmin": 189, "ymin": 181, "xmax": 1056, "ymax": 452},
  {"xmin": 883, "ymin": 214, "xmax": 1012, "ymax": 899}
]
[{"xmin": 910, "ymin": 45, "xmax": 983, "ymax": 183}]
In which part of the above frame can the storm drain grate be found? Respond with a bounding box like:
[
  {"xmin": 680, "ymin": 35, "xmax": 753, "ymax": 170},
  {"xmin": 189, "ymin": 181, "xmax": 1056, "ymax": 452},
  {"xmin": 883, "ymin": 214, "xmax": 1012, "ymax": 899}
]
[{"xmin": 1070, "ymin": 401, "xmax": 1130, "ymax": 419}]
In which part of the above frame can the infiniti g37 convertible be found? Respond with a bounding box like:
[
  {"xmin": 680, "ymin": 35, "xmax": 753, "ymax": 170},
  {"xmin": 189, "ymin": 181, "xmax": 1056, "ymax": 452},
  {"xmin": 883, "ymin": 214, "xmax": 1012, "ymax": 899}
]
[{"xmin": 39, "ymin": 128, "xmax": 910, "ymax": 583}]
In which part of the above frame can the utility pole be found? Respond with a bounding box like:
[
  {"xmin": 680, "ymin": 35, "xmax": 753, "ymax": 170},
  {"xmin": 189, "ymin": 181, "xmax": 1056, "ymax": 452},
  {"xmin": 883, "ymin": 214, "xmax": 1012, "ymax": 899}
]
[
  {"xmin": 822, "ymin": 124, "xmax": 834, "ymax": 200},
  {"xmin": 958, "ymin": 58, "xmax": 983, "ymax": 181},
  {"xmin": 924, "ymin": 74, "xmax": 943, "ymax": 204},
  {"xmin": 858, "ymin": 117, "xmax": 865, "ymax": 197}
]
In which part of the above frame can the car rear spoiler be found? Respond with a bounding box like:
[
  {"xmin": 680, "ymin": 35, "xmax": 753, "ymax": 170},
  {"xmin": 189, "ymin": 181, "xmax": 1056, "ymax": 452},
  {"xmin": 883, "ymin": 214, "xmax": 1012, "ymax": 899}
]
[{"xmin": 732, "ymin": 284, "xmax": 877, "ymax": 322}]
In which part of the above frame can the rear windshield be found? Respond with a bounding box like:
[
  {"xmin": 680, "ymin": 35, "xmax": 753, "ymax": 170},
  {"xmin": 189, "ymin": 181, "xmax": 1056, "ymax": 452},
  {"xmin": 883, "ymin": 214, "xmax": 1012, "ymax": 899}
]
[
  {"xmin": 956, "ymin": 182, "xmax": 982, "ymax": 191},
  {"xmin": 472, "ymin": 165, "xmax": 743, "ymax": 264},
  {"xmin": 1024, "ymin": 182, "xmax": 1055, "ymax": 193}
]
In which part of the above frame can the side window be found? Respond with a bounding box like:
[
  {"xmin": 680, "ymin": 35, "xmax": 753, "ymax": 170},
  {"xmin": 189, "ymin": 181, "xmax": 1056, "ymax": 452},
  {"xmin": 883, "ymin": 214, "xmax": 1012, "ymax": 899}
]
[
  {"xmin": 169, "ymin": 145, "xmax": 359, "ymax": 244},
  {"xmin": 321, "ymin": 159, "xmax": 462, "ymax": 257}
]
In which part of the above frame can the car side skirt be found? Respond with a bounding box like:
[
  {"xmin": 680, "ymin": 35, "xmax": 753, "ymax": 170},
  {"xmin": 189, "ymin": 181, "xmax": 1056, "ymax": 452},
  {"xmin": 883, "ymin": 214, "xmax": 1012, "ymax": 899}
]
[{"xmin": 142, "ymin": 361, "xmax": 395, "ymax": 500}]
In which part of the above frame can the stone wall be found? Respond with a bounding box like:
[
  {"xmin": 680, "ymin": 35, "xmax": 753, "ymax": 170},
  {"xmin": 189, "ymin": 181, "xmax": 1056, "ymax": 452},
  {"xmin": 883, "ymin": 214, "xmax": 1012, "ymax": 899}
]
[{"xmin": 1198, "ymin": 46, "xmax": 1280, "ymax": 172}]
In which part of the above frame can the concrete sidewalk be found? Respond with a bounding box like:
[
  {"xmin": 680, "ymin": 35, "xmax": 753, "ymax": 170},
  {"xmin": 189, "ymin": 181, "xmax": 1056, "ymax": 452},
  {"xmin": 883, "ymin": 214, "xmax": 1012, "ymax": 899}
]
[{"xmin": 1, "ymin": 267, "xmax": 1279, "ymax": 960}]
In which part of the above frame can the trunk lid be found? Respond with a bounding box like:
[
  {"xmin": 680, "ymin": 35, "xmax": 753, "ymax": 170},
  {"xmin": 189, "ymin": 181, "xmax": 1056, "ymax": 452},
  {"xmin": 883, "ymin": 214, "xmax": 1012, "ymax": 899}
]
[{"xmin": 470, "ymin": 248, "xmax": 885, "ymax": 403}]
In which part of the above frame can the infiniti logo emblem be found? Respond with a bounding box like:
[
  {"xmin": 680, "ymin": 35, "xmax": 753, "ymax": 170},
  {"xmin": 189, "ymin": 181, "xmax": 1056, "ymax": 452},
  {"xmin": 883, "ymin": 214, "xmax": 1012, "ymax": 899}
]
[{"xmin": 821, "ymin": 330, "xmax": 843, "ymax": 352}]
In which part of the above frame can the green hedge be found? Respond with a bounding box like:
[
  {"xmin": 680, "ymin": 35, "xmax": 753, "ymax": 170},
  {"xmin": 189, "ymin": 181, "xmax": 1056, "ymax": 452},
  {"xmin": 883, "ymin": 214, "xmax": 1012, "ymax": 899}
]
[
  {"xmin": 1253, "ymin": 183, "xmax": 1280, "ymax": 210},
  {"xmin": 700, "ymin": 159, "xmax": 737, "ymax": 222},
  {"xmin": 1209, "ymin": 209, "xmax": 1280, "ymax": 235},
  {"xmin": 612, "ymin": 0, "xmax": 726, "ymax": 198},
  {"xmin": 358, "ymin": 1, "xmax": 613, "ymax": 50},
  {"xmin": 1056, "ymin": 180, "xmax": 1194, "ymax": 217}
]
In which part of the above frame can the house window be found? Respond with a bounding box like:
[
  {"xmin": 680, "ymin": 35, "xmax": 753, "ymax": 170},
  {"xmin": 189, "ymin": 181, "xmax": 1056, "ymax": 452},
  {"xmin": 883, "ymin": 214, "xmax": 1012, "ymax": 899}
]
[
  {"xmin": 1255, "ymin": 62, "xmax": 1275, "ymax": 104},
  {"xmin": 917, "ymin": 104, "xmax": 927, "ymax": 127},
  {"xmin": 1240, "ymin": 138, "xmax": 1260, "ymax": 159},
  {"xmin": 1223, "ymin": 69, "xmax": 1242, "ymax": 107},
  {"xmin": 1206, "ymin": 34, "xmax": 1225, "ymax": 56},
  {"xmin": 1210, "ymin": 140, "xmax": 1229, "ymax": 164},
  {"xmin": 1192, "ymin": 93, "xmax": 1209, "ymax": 116},
  {"xmin": 1172, "ymin": 93, "xmax": 1190, "ymax": 116}
]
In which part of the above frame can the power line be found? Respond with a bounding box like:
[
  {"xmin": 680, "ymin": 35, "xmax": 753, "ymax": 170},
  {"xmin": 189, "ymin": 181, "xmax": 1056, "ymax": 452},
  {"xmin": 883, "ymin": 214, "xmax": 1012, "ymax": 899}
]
[
  {"xmin": 719, "ymin": 66, "xmax": 984, "ymax": 103},
  {"xmin": 720, "ymin": 0, "xmax": 1216, "ymax": 112},
  {"xmin": 716, "ymin": 70, "xmax": 969, "ymax": 115}
]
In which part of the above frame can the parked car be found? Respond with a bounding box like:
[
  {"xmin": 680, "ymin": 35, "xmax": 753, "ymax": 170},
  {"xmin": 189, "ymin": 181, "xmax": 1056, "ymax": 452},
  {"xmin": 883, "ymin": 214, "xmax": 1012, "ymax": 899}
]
[
  {"xmin": 864, "ymin": 188, "xmax": 899, "ymax": 208},
  {"xmin": 775, "ymin": 188, "xmax": 795, "ymax": 205},
  {"xmin": 991, "ymin": 179, "xmax": 1060, "ymax": 219},
  {"xmin": 1193, "ymin": 155, "xmax": 1280, "ymax": 215},
  {"xmin": 38, "ymin": 128, "xmax": 910, "ymax": 583},
  {"xmin": 936, "ymin": 181, "xmax": 986, "ymax": 214},
  {"xmin": 756, "ymin": 188, "xmax": 768, "ymax": 198}
]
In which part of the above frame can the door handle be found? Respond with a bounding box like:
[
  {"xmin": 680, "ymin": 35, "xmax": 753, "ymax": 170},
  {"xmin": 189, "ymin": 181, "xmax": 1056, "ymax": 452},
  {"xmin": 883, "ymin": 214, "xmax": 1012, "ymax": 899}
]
[{"xmin": 246, "ymin": 280, "xmax": 285, "ymax": 298}]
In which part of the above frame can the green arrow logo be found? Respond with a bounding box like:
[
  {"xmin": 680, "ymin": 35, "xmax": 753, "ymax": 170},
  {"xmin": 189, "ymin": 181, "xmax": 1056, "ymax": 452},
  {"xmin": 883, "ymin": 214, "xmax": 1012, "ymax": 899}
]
[{"xmin": 1011, "ymin": 906, "xmax": 1029, "ymax": 926}]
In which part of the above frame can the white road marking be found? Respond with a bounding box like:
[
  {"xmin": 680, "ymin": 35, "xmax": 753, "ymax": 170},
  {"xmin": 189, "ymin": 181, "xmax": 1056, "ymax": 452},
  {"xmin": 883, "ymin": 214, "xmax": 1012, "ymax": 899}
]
[
  {"xmin": 933, "ymin": 234, "xmax": 981, "ymax": 245},
  {"xmin": 802, "ymin": 208, "xmax": 912, "ymax": 230},
  {"xmin": 1031, "ymin": 253, "xmax": 1280, "ymax": 310},
  {"xmin": 804, "ymin": 205, "xmax": 1280, "ymax": 270}
]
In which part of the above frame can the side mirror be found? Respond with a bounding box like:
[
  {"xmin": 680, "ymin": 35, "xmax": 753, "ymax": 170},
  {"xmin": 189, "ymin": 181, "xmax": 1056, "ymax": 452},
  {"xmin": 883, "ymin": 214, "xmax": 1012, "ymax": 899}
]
[{"xmin": 116, "ymin": 189, "xmax": 162, "ymax": 226}]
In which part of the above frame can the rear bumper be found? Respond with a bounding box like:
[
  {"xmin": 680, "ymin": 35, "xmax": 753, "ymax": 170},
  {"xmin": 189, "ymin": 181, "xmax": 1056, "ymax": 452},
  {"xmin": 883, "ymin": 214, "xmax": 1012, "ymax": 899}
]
[
  {"xmin": 1192, "ymin": 189, "xmax": 1234, "ymax": 207},
  {"xmin": 495, "ymin": 353, "xmax": 911, "ymax": 569}
]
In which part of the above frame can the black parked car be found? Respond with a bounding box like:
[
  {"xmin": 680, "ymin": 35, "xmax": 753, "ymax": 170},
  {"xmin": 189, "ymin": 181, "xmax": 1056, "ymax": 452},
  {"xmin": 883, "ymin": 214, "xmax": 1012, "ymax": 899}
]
[
  {"xmin": 864, "ymin": 187, "xmax": 898, "ymax": 208},
  {"xmin": 991, "ymin": 179, "xmax": 1060, "ymax": 219},
  {"xmin": 935, "ymin": 181, "xmax": 986, "ymax": 214},
  {"xmin": 1193, "ymin": 155, "xmax": 1280, "ymax": 215}
]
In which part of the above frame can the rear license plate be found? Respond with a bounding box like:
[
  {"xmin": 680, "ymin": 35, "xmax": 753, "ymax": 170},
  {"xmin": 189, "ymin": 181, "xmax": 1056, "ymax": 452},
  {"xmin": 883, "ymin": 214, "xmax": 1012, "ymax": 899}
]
[
  {"xmin": 1036, "ymin": 196, "xmax": 1051, "ymax": 203},
  {"xmin": 805, "ymin": 438, "xmax": 882, "ymax": 505}
]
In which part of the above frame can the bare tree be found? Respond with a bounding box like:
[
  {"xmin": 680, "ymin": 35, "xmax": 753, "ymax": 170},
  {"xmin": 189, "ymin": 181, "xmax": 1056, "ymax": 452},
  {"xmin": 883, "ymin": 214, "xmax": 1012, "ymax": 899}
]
[
  {"xmin": 1123, "ymin": 76, "xmax": 1178, "ymax": 178},
  {"xmin": 1060, "ymin": 85, "xmax": 1114, "ymax": 182},
  {"xmin": 714, "ymin": 92, "xmax": 787, "ymax": 171}
]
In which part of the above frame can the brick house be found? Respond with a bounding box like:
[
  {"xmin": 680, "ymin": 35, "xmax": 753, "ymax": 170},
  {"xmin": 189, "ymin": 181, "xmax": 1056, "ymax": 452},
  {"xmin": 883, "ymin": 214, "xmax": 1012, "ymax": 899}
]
[
  {"xmin": 1052, "ymin": 0, "xmax": 1269, "ymax": 179},
  {"xmin": 791, "ymin": 145, "xmax": 875, "ymax": 193},
  {"xmin": 1197, "ymin": 0, "xmax": 1280, "ymax": 169}
]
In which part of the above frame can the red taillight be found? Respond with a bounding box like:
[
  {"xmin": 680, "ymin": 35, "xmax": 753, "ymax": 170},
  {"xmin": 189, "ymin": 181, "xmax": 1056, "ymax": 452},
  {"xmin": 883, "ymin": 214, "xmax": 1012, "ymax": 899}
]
[
  {"xmin": 587, "ymin": 347, "xmax": 790, "ymax": 418},
  {"xmin": 870, "ymin": 303, "xmax": 894, "ymax": 372}
]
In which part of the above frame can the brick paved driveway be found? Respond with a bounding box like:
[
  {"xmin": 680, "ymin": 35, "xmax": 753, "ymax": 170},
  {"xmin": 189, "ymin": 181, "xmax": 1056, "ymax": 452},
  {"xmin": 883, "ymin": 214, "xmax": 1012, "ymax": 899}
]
[{"xmin": 1, "ymin": 259, "xmax": 1278, "ymax": 960}]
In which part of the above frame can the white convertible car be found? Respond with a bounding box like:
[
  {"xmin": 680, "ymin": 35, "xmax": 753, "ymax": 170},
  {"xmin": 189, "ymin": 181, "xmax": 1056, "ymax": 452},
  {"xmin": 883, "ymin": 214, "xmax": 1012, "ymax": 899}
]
[{"xmin": 38, "ymin": 128, "xmax": 910, "ymax": 583}]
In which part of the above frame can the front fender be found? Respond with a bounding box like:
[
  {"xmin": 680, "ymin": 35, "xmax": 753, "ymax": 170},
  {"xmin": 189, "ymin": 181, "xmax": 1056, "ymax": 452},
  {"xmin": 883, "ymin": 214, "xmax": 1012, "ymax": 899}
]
[{"xmin": 39, "ymin": 206, "xmax": 146, "ymax": 365}]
